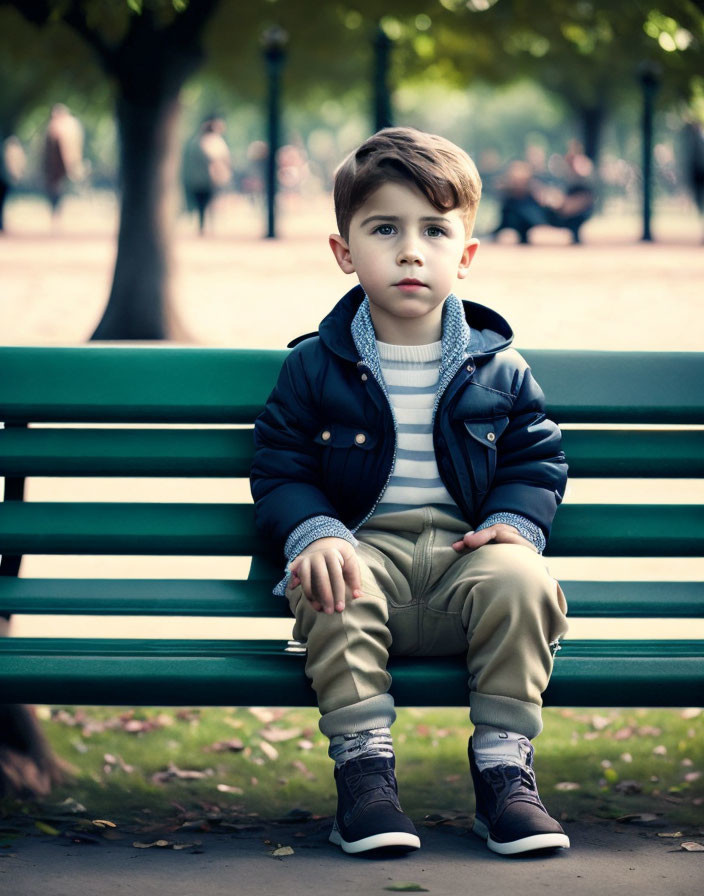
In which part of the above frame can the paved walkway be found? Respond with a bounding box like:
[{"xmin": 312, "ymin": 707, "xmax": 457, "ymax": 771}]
[{"xmin": 5, "ymin": 819, "xmax": 702, "ymax": 896}]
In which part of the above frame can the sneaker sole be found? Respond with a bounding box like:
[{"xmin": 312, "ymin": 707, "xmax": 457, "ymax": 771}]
[
  {"xmin": 329, "ymin": 823, "xmax": 421, "ymax": 854},
  {"xmin": 473, "ymin": 818, "xmax": 570, "ymax": 855}
]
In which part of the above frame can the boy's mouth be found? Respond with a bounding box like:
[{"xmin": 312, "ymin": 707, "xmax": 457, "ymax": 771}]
[{"xmin": 395, "ymin": 278, "xmax": 426, "ymax": 288}]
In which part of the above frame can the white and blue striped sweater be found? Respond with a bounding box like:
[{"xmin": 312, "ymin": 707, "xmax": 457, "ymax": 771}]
[{"xmin": 372, "ymin": 339, "xmax": 458, "ymax": 517}]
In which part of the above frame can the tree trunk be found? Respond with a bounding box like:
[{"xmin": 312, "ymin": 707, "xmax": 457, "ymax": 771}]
[{"xmin": 91, "ymin": 91, "xmax": 185, "ymax": 341}]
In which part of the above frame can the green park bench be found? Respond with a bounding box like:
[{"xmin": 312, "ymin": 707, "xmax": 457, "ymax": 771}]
[{"xmin": 0, "ymin": 346, "xmax": 702, "ymax": 708}]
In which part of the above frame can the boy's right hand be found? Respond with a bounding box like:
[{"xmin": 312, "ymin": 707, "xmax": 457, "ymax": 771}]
[{"xmin": 288, "ymin": 538, "xmax": 363, "ymax": 614}]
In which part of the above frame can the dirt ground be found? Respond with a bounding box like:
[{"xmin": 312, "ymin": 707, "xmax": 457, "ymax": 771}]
[{"xmin": 1, "ymin": 192, "xmax": 702, "ymax": 641}]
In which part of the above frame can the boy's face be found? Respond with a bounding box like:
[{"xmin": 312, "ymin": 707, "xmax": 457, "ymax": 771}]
[{"xmin": 330, "ymin": 181, "xmax": 478, "ymax": 343}]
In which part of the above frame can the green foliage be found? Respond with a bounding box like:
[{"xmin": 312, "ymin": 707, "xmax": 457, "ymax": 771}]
[{"xmin": 2, "ymin": 706, "xmax": 701, "ymax": 829}]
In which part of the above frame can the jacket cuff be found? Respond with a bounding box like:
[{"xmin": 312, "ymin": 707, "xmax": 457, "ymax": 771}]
[
  {"xmin": 476, "ymin": 513, "xmax": 546, "ymax": 554},
  {"xmin": 284, "ymin": 515, "xmax": 359, "ymax": 562}
]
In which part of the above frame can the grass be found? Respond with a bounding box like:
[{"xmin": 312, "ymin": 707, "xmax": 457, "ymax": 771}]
[{"xmin": 2, "ymin": 705, "xmax": 702, "ymax": 837}]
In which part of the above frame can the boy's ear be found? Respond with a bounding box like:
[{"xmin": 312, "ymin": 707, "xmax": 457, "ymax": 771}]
[
  {"xmin": 457, "ymin": 237, "xmax": 480, "ymax": 280},
  {"xmin": 329, "ymin": 234, "xmax": 356, "ymax": 275}
]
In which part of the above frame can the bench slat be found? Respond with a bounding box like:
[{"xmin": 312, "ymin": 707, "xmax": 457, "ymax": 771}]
[
  {"xmin": 0, "ymin": 579, "xmax": 290, "ymax": 617},
  {"xmin": 2, "ymin": 348, "xmax": 703, "ymax": 424},
  {"xmin": 0, "ymin": 428, "xmax": 254, "ymax": 477},
  {"xmin": 0, "ymin": 502, "xmax": 702, "ymax": 557},
  {"xmin": 559, "ymin": 429, "xmax": 704, "ymax": 477},
  {"xmin": 0, "ymin": 347, "xmax": 288, "ymax": 424},
  {"xmin": 0, "ymin": 578, "xmax": 701, "ymax": 618},
  {"xmin": 0, "ymin": 638, "xmax": 701, "ymax": 706},
  {"xmin": 2, "ymin": 427, "xmax": 703, "ymax": 479}
]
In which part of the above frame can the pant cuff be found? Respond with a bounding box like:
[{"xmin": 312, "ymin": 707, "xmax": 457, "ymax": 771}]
[
  {"xmin": 318, "ymin": 693, "xmax": 396, "ymax": 737},
  {"xmin": 470, "ymin": 692, "xmax": 543, "ymax": 739}
]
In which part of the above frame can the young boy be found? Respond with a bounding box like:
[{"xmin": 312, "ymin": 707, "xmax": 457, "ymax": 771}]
[{"xmin": 250, "ymin": 127, "xmax": 569, "ymax": 857}]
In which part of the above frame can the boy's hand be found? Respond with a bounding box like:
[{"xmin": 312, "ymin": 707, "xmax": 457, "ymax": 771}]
[
  {"xmin": 288, "ymin": 537, "xmax": 363, "ymax": 614},
  {"xmin": 452, "ymin": 524, "xmax": 538, "ymax": 553}
]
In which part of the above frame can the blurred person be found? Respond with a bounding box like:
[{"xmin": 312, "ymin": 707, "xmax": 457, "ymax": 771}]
[
  {"xmin": 242, "ymin": 140, "xmax": 267, "ymax": 206},
  {"xmin": 494, "ymin": 143, "xmax": 595, "ymax": 245},
  {"xmin": 277, "ymin": 142, "xmax": 309, "ymax": 198},
  {"xmin": 491, "ymin": 160, "xmax": 547, "ymax": 243},
  {"xmin": 0, "ymin": 135, "xmax": 26, "ymax": 233},
  {"xmin": 42, "ymin": 103, "xmax": 85, "ymax": 220},
  {"xmin": 182, "ymin": 115, "xmax": 232, "ymax": 235}
]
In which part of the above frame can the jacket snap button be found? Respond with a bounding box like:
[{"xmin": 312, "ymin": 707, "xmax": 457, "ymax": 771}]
[
  {"xmin": 355, "ymin": 433, "xmax": 367, "ymax": 445},
  {"xmin": 321, "ymin": 430, "xmax": 331, "ymax": 441},
  {"xmin": 361, "ymin": 373, "xmax": 368, "ymax": 382},
  {"xmin": 487, "ymin": 432, "xmax": 495, "ymax": 442}
]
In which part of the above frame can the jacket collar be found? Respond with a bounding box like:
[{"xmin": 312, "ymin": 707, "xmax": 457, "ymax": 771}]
[{"xmin": 297, "ymin": 283, "xmax": 514, "ymax": 366}]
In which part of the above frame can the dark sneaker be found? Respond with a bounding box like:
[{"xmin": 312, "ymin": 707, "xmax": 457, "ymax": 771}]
[
  {"xmin": 468, "ymin": 736, "xmax": 570, "ymax": 855},
  {"xmin": 330, "ymin": 755, "xmax": 421, "ymax": 854}
]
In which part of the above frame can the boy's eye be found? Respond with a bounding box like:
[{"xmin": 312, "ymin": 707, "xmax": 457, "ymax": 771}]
[
  {"xmin": 373, "ymin": 224, "xmax": 396, "ymax": 235},
  {"xmin": 426, "ymin": 226, "xmax": 446, "ymax": 237}
]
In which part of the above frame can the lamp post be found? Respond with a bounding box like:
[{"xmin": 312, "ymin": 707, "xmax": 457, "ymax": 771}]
[
  {"xmin": 638, "ymin": 61, "xmax": 661, "ymax": 243},
  {"xmin": 262, "ymin": 26, "xmax": 288, "ymax": 239},
  {"xmin": 373, "ymin": 24, "xmax": 393, "ymax": 131}
]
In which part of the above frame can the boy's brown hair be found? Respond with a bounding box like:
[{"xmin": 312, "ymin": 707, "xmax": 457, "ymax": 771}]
[{"xmin": 333, "ymin": 127, "xmax": 482, "ymax": 241}]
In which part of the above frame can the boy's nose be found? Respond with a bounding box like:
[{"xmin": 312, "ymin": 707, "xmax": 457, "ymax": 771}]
[{"xmin": 397, "ymin": 242, "xmax": 424, "ymax": 265}]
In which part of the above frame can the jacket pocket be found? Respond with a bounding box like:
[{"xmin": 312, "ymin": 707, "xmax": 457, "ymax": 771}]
[{"xmin": 462, "ymin": 416, "xmax": 509, "ymax": 493}]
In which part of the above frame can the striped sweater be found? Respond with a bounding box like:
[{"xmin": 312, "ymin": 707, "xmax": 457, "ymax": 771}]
[{"xmin": 371, "ymin": 339, "xmax": 459, "ymax": 518}]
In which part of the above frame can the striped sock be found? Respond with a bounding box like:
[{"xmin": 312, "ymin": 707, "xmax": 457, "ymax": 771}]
[{"xmin": 328, "ymin": 727, "xmax": 394, "ymax": 767}]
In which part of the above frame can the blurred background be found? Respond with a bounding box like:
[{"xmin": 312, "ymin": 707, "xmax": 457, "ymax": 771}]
[
  {"xmin": 0, "ymin": 0, "xmax": 702, "ymax": 343},
  {"xmin": 0, "ymin": 0, "xmax": 702, "ymax": 641}
]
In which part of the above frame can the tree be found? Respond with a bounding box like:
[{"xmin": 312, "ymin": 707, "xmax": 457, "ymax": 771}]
[{"xmin": 3, "ymin": 0, "xmax": 223, "ymax": 339}]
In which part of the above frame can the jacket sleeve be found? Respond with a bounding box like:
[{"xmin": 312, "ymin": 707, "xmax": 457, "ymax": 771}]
[
  {"xmin": 476, "ymin": 364, "xmax": 568, "ymax": 542},
  {"xmin": 249, "ymin": 346, "xmax": 355, "ymax": 556}
]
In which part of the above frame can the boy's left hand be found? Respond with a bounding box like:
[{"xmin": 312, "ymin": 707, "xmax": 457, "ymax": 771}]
[{"xmin": 452, "ymin": 524, "xmax": 537, "ymax": 553}]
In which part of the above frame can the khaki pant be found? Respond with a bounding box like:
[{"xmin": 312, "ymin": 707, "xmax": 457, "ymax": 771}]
[{"xmin": 286, "ymin": 507, "xmax": 568, "ymax": 740}]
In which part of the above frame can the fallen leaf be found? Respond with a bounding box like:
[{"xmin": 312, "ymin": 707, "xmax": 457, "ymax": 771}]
[
  {"xmin": 615, "ymin": 813, "xmax": 661, "ymax": 825},
  {"xmin": 383, "ymin": 884, "xmax": 429, "ymax": 892},
  {"xmin": 681, "ymin": 708, "xmax": 702, "ymax": 720},
  {"xmin": 216, "ymin": 784, "xmax": 244, "ymax": 795},
  {"xmin": 657, "ymin": 832, "xmax": 684, "ymax": 838},
  {"xmin": 52, "ymin": 797, "xmax": 87, "ymax": 815},
  {"xmin": 291, "ymin": 759, "xmax": 316, "ymax": 781},
  {"xmin": 34, "ymin": 822, "xmax": 60, "ymax": 836},
  {"xmin": 555, "ymin": 782, "xmax": 580, "ymax": 791},
  {"xmin": 591, "ymin": 714, "xmax": 612, "ymax": 731},
  {"xmin": 260, "ymin": 727, "xmax": 302, "ymax": 743},
  {"xmin": 133, "ymin": 839, "xmax": 173, "ymax": 849},
  {"xmin": 684, "ymin": 772, "xmax": 701, "ymax": 783},
  {"xmin": 613, "ymin": 727, "xmax": 635, "ymax": 741},
  {"xmin": 653, "ymin": 745, "xmax": 668, "ymax": 756},
  {"xmin": 172, "ymin": 841, "xmax": 202, "ymax": 851},
  {"xmin": 259, "ymin": 741, "xmax": 279, "ymax": 761},
  {"xmin": 92, "ymin": 820, "xmax": 117, "ymax": 829},
  {"xmin": 205, "ymin": 739, "xmax": 245, "ymax": 753},
  {"xmin": 151, "ymin": 763, "xmax": 214, "ymax": 783},
  {"xmin": 297, "ymin": 739, "xmax": 314, "ymax": 751},
  {"xmin": 271, "ymin": 845, "xmax": 294, "ymax": 856},
  {"xmin": 680, "ymin": 841, "xmax": 704, "ymax": 851},
  {"xmin": 249, "ymin": 707, "xmax": 278, "ymax": 724}
]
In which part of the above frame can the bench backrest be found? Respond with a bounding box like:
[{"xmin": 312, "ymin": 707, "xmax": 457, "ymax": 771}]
[{"xmin": 1, "ymin": 347, "xmax": 703, "ymax": 621}]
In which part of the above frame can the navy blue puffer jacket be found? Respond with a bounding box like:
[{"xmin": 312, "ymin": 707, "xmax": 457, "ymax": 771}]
[{"xmin": 251, "ymin": 286, "xmax": 567, "ymax": 557}]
